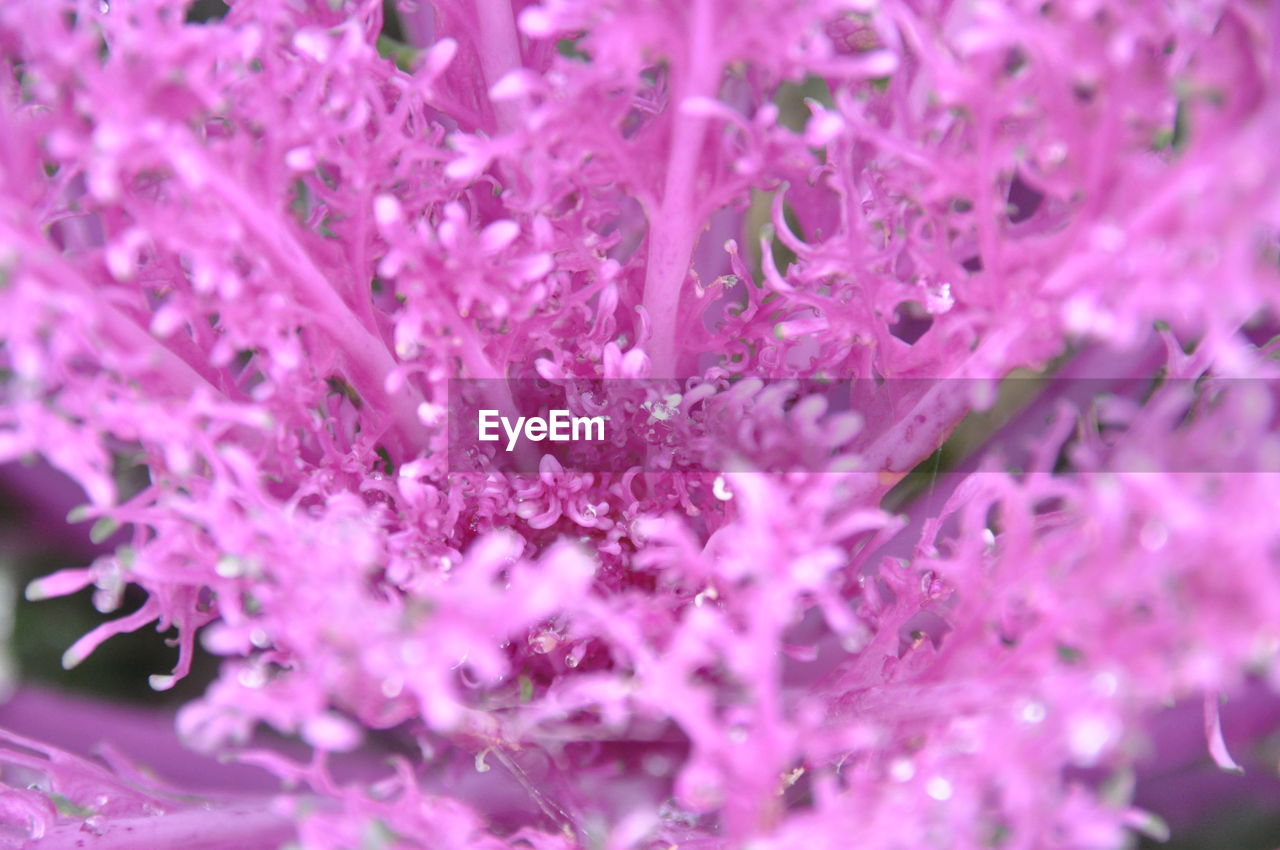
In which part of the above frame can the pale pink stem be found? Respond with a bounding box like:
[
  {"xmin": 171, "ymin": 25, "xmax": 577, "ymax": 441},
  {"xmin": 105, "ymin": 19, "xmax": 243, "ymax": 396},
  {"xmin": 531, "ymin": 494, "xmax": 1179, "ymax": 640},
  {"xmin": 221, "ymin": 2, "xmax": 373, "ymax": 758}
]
[
  {"xmin": 33, "ymin": 803, "xmax": 294, "ymax": 850},
  {"xmin": 642, "ymin": 0, "xmax": 719, "ymax": 377},
  {"xmin": 199, "ymin": 163, "xmax": 427, "ymax": 458},
  {"xmin": 473, "ymin": 0, "xmax": 523, "ymax": 132},
  {"xmin": 400, "ymin": 2, "xmax": 436, "ymax": 48},
  {"xmin": 3, "ymin": 226, "xmax": 227, "ymax": 402}
]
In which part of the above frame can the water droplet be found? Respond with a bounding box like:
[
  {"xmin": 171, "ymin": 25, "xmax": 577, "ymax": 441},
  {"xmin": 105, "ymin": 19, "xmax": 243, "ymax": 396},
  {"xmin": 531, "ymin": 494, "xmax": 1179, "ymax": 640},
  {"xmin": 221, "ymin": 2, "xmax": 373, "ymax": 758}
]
[
  {"xmin": 215, "ymin": 556, "xmax": 244, "ymax": 578},
  {"xmin": 1068, "ymin": 715, "xmax": 1112, "ymax": 764},
  {"xmin": 889, "ymin": 758, "xmax": 914, "ymax": 782},
  {"xmin": 1139, "ymin": 520, "xmax": 1168, "ymax": 552},
  {"xmin": 924, "ymin": 282, "xmax": 954, "ymax": 314},
  {"xmin": 925, "ymin": 776, "xmax": 953, "ymax": 801},
  {"xmin": 1092, "ymin": 671, "xmax": 1119, "ymax": 697},
  {"xmin": 238, "ymin": 666, "xmax": 267, "ymax": 689},
  {"xmin": 530, "ymin": 632, "xmax": 558, "ymax": 654},
  {"xmin": 712, "ymin": 476, "xmax": 734, "ymax": 501},
  {"xmin": 92, "ymin": 588, "xmax": 121, "ymax": 614},
  {"xmin": 643, "ymin": 753, "xmax": 673, "ymax": 776}
]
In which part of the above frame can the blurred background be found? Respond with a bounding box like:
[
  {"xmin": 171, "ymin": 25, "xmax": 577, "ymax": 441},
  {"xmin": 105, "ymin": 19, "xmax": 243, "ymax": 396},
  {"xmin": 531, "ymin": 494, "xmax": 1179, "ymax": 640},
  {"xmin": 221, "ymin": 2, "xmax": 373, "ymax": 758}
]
[{"xmin": 2, "ymin": 0, "xmax": 1278, "ymax": 846}]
